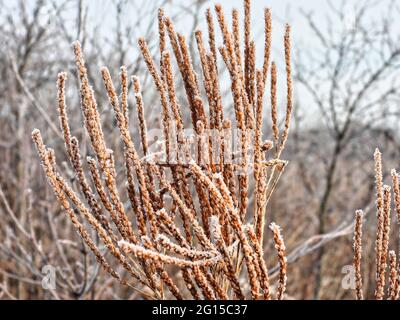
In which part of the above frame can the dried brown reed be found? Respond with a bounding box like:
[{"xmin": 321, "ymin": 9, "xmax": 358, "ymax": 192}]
[{"xmin": 32, "ymin": 0, "xmax": 293, "ymax": 300}]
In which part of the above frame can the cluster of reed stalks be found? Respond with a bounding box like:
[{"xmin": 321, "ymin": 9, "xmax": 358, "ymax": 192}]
[
  {"xmin": 353, "ymin": 148, "xmax": 400, "ymax": 300},
  {"xmin": 32, "ymin": 0, "xmax": 293, "ymax": 300}
]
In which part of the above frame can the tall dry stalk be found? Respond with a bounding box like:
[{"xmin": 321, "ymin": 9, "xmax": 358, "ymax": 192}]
[{"xmin": 352, "ymin": 149, "xmax": 400, "ymax": 300}]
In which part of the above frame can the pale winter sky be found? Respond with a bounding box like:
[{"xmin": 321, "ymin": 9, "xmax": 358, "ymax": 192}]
[
  {"xmin": 6, "ymin": 0, "xmax": 400, "ymax": 128},
  {"xmin": 84, "ymin": 0, "xmax": 400, "ymax": 125}
]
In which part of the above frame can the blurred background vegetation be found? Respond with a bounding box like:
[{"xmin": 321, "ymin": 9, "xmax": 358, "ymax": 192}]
[{"xmin": 1, "ymin": 0, "xmax": 400, "ymax": 299}]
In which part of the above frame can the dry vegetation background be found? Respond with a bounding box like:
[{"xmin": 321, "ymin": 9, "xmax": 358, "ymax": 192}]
[{"xmin": 1, "ymin": 0, "xmax": 400, "ymax": 300}]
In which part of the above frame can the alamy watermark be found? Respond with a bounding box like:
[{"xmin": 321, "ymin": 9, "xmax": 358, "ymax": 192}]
[
  {"xmin": 41, "ymin": 265, "xmax": 56, "ymax": 291},
  {"xmin": 144, "ymin": 122, "xmax": 276, "ymax": 176},
  {"xmin": 341, "ymin": 265, "xmax": 356, "ymax": 290}
]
